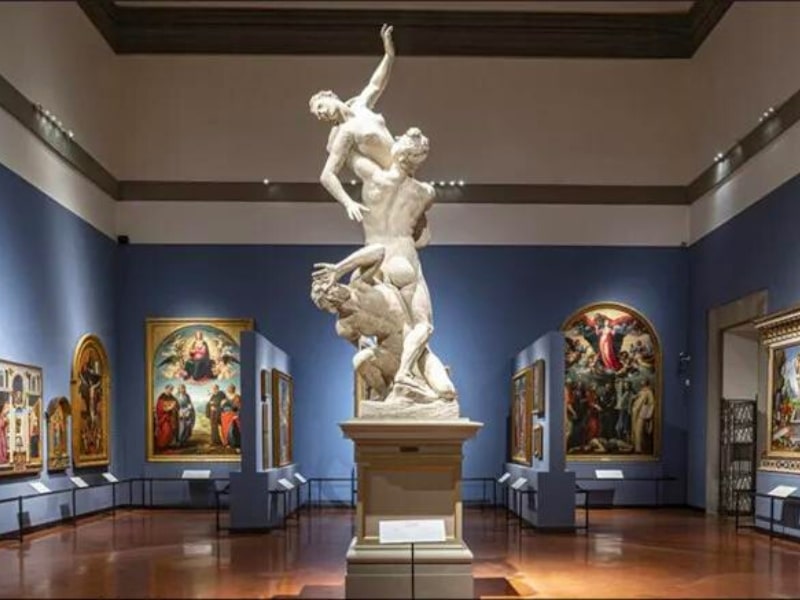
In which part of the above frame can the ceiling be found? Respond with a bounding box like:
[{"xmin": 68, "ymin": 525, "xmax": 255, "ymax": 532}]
[{"xmin": 78, "ymin": 0, "xmax": 731, "ymax": 58}]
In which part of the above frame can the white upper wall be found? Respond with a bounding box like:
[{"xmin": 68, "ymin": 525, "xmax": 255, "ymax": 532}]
[
  {"xmin": 686, "ymin": 1, "xmax": 800, "ymax": 181},
  {"xmin": 0, "ymin": 2, "xmax": 121, "ymax": 174},
  {"xmin": 118, "ymin": 54, "xmax": 692, "ymax": 185}
]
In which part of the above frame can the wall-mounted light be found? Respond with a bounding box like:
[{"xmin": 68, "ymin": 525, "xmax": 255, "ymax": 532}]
[{"xmin": 33, "ymin": 103, "xmax": 74, "ymax": 141}]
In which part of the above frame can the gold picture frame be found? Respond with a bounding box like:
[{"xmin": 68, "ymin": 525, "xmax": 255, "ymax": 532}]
[
  {"xmin": 755, "ymin": 306, "xmax": 800, "ymax": 469},
  {"xmin": 272, "ymin": 368, "xmax": 293, "ymax": 468},
  {"xmin": 533, "ymin": 359, "xmax": 546, "ymax": 417},
  {"xmin": 533, "ymin": 423, "xmax": 544, "ymax": 460},
  {"xmin": 71, "ymin": 334, "xmax": 111, "ymax": 468},
  {"xmin": 510, "ymin": 366, "xmax": 533, "ymax": 465},
  {"xmin": 146, "ymin": 318, "xmax": 253, "ymax": 462},
  {"xmin": 562, "ymin": 301, "xmax": 662, "ymax": 461},
  {"xmin": 0, "ymin": 359, "xmax": 43, "ymax": 477},
  {"xmin": 46, "ymin": 397, "xmax": 71, "ymax": 472}
]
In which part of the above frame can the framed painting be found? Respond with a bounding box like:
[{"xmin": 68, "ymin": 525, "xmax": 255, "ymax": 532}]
[
  {"xmin": 71, "ymin": 334, "xmax": 111, "ymax": 468},
  {"xmin": 146, "ymin": 318, "xmax": 253, "ymax": 462},
  {"xmin": 46, "ymin": 397, "xmax": 70, "ymax": 472},
  {"xmin": 562, "ymin": 302, "xmax": 661, "ymax": 460},
  {"xmin": 533, "ymin": 423, "xmax": 544, "ymax": 460},
  {"xmin": 510, "ymin": 366, "xmax": 533, "ymax": 465},
  {"xmin": 0, "ymin": 359, "xmax": 43, "ymax": 477},
  {"xmin": 533, "ymin": 359, "xmax": 546, "ymax": 417},
  {"xmin": 272, "ymin": 369, "xmax": 293, "ymax": 468},
  {"xmin": 755, "ymin": 307, "xmax": 800, "ymax": 472}
]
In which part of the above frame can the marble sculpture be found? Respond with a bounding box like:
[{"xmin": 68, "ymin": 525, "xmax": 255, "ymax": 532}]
[{"xmin": 309, "ymin": 25, "xmax": 459, "ymax": 419}]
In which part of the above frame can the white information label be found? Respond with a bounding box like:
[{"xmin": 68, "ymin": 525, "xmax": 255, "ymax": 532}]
[
  {"xmin": 293, "ymin": 473, "xmax": 308, "ymax": 484},
  {"xmin": 768, "ymin": 485, "xmax": 798, "ymax": 498},
  {"xmin": 277, "ymin": 478, "xmax": 295, "ymax": 490},
  {"xmin": 379, "ymin": 519, "xmax": 446, "ymax": 544},
  {"xmin": 102, "ymin": 473, "xmax": 119, "ymax": 483},
  {"xmin": 511, "ymin": 477, "xmax": 528, "ymax": 490},
  {"xmin": 181, "ymin": 469, "xmax": 212, "ymax": 480},
  {"xmin": 29, "ymin": 482, "xmax": 51, "ymax": 494},
  {"xmin": 596, "ymin": 469, "xmax": 624, "ymax": 480},
  {"xmin": 70, "ymin": 477, "xmax": 89, "ymax": 489},
  {"xmin": 497, "ymin": 472, "xmax": 511, "ymax": 484}
]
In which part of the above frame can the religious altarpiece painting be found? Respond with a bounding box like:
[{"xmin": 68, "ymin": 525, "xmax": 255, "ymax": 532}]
[
  {"xmin": 755, "ymin": 307, "xmax": 800, "ymax": 473},
  {"xmin": 272, "ymin": 369, "xmax": 293, "ymax": 468},
  {"xmin": 71, "ymin": 334, "xmax": 111, "ymax": 468},
  {"xmin": 0, "ymin": 359, "xmax": 42, "ymax": 477},
  {"xmin": 563, "ymin": 302, "xmax": 661, "ymax": 460},
  {"xmin": 46, "ymin": 397, "xmax": 71, "ymax": 472},
  {"xmin": 533, "ymin": 359, "xmax": 546, "ymax": 417},
  {"xmin": 510, "ymin": 366, "xmax": 533, "ymax": 465},
  {"xmin": 146, "ymin": 318, "xmax": 253, "ymax": 462}
]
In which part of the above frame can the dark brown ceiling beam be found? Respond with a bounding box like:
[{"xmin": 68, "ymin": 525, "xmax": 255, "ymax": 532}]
[{"xmin": 76, "ymin": 1, "xmax": 729, "ymax": 58}]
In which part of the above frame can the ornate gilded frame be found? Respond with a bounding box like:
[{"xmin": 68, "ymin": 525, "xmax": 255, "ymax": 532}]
[
  {"xmin": 755, "ymin": 305, "xmax": 800, "ymax": 470},
  {"xmin": 561, "ymin": 301, "xmax": 662, "ymax": 462},
  {"xmin": 46, "ymin": 396, "xmax": 71, "ymax": 472},
  {"xmin": 0, "ymin": 358, "xmax": 43, "ymax": 477},
  {"xmin": 533, "ymin": 422, "xmax": 544, "ymax": 460},
  {"xmin": 533, "ymin": 359, "xmax": 546, "ymax": 417},
  {"xmin": 510, "ymin": 366, "xmax": 533, "ymax": 465},
  {"xmin": 145, "ymin": 317, "xmax": 253, "ymax": 462},
  {"xmin": 271, "ymin": 368, "xmax": 293, "ymax": 468},
  {"xmin": 71, "ymin": 334, "xmax": 111, "ymax": 468}
]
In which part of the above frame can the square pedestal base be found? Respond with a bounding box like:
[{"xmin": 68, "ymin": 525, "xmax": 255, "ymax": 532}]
[{"xmin": 345, "ymin": 538, "xmax": 474, "ymax": 599}]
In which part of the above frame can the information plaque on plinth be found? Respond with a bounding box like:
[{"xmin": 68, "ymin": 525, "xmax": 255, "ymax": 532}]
[{"xmin": 340, "ymin": 419, "xmax": 482, "ymax": 599}]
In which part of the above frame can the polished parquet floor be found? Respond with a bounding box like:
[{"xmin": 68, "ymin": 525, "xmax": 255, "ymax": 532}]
[{"xmin": 0, "ymin": 507, "xmax": 798, "ymax": 598}]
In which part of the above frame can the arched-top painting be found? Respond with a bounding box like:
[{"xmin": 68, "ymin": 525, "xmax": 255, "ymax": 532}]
[
  {"xmin": 0, "ymin": 359, "xmax": 43, "ymax": 477},
  {"xmin": 47, "ymin": 396, "xmax": 71, "ymax": 472},
  {"xmin": 71, "ymin": 334, "xmax": 111, "ymax": 468},
  {"xmin": 146, "ymin": 318, "xmax": 253, "ymax": 462},
  {"xmin": 562, "ymin": 302, "xmax": 661, "ymax": 460}
]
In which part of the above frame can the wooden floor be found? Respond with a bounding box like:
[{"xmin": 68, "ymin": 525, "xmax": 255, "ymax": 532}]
[{"xmin": 0, "ymin": 507, "xmax": 798, "ymax": 598}]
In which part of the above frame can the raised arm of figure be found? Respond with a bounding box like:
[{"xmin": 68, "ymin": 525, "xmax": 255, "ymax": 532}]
[
  {"xmin": 320, "ymin": 127, "xmax": 370, "ymax": 222},
  {"xmin": 355, "ymin": 24, "xmax": 395, "ymax": 109}
]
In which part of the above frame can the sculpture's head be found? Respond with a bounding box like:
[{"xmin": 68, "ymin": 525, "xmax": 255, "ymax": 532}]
[
  {"xmin": 311, "ymin": 278, "xmax": 351, "ymax": 313},
  {"xmin": 391, "ymin": 127, "xmax": 429, "ymax": 174},
  {"xmin": 309, "ymin": 90, "xmax": 345, "ymax": 123}
]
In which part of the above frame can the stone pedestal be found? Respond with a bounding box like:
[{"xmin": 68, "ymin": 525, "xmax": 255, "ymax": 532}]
[{"xmin": 340, "ymin": 419, "xmax": 482, "ymax": 599}]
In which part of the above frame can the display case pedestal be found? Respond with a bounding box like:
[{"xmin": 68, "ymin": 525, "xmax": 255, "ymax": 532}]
[{"xmin": 340, "ymin": 418, "xmax": 482, "ymax": 599}]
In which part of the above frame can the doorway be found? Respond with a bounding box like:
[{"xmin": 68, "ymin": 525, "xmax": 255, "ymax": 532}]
[
  {"xmin": 719, "ymin": 324, "xmax": 759, "ymax": 515},
  {"xmin": 705, "ymin": 291, "xmax": 768, "ymax": 514}
]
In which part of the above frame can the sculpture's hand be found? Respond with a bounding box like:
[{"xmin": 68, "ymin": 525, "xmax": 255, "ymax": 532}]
[
  {"xmin": 344, "ymin": 199, "xmax": 371, "ymax": 223},
  {"xmin": 381, "ymin": 24, "xmax": 394, "ymax": 56},
  {"xmin": 312, "ymin": 263, "xmax": 338, "ymax": 289}
]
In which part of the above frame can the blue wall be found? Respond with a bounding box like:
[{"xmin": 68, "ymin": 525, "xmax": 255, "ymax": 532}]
[
  {"xmin": 0, "ymin": 164, "xmax": 117, "ymax": 533},
  {"xmin": 688, "ymin": 173, "xmax": 800, "ymax": 509},
  {"xmin": 116, "ymin": 243, "xmax": 691, "ymax": 491}
]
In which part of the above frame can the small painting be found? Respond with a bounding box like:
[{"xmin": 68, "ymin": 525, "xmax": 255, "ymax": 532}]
[
  {"xmin": 533, "ymin": 423, "xmax": 544, "ymax": 460},
  {"xmin": 510, "ymin": 366, "xmax": 533, "ymax": 465},
  {"xmin": 0, "ymin": 359, "xmax": 43, "ymax": 477},
  {"xmin": 533, "ymin": 359, "xmax": 546, "ymax": 417},
  {"xmin": 272, "ymin": 369, "xmax": 293, "ymax": 468},
  {"xmin": 563, "ymin": 302, "xmax": 661, "ymax": 460},
  {"xmin": 146, "ymin": 318, "xmax": 253, "ymax": 462},
  {"xmin": 47, "ymin": 397, "xmax": 70, "ymax": 472},
  {"xmin": 71, "ymin": 334, "xmax": 111, "ymax": 468}
]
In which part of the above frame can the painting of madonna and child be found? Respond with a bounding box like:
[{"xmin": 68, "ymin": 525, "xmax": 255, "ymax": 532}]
[
  {"xmin": 563, "ymin": 303, "xmax": 661, "ymax": 460},
  {"xmin": 146, "ymin": 319, "xmax": 253, "ymax": 462}
]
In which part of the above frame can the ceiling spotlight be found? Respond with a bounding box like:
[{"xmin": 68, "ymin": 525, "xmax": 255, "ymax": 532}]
[
  {"xmin": 67, "ymin": 130, "xmax": 74, "ymax": 139},
  {"xmin": 438, "ymin": 180, "xmax": 445, "ymax": 186},
  {"xmin": 350, "ymin": 179, "xmax": 357, "ymax": 186},
  {"xmin": 449, "ymin": 180, "xmax": 456, "ymax": 186},
  {"xmin": 458, "ymin": 180, "xmax": 464, "ymax": 186},
  {"xmin": 262, "ymin": 178, "xmax": 270, "ymax": 185}
]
